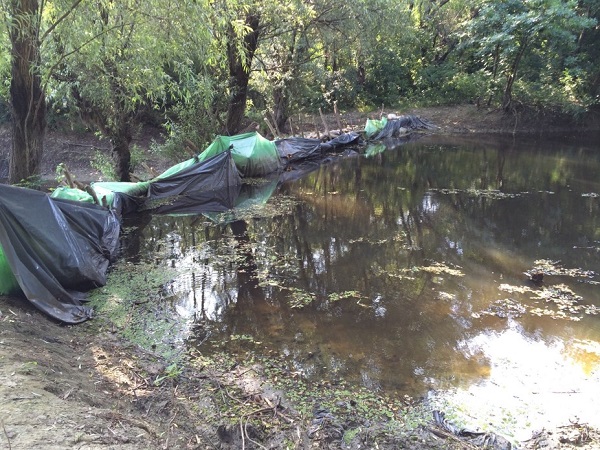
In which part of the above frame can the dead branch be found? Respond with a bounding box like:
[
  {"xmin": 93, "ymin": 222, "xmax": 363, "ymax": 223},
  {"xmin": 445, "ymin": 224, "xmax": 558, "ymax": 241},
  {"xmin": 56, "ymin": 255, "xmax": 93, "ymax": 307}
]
[
  {"xmin": 1, "ymin": 420, "xmax": 11, "ymax": 450},
  {"xmin": 184, "ymin": 139, "xmax": 199, "ymax": 153},
  {"xmin": 141, "ymin": 162, "xmax": 159, "ymax": 178},
  {"xmin": 263, "ymin": 117, "xmax": 278, "ymax": 138},
  {"xmin": 426, "ymin": 426, "xmax": 480, "ymax": 450},
  {"xmin": 62, "ymin": 166, "xmax": 86, "ymax": 190},
  {"xmin": 84, "ymin": 186, "xmax": 101, "ymax": 206}
]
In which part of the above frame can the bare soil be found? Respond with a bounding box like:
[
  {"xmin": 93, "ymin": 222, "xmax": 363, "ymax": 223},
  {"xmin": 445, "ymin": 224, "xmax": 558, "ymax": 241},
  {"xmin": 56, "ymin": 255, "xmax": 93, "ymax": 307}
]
[{"xmin": 1, "ymin": 105, "xmax": 600, "ymax": 449}]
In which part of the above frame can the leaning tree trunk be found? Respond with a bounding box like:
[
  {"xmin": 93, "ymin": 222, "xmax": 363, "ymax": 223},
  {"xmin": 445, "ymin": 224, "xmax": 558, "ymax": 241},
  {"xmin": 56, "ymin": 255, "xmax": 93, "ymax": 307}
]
[
  {"xmin": 9, "ymin": 0, "xmax": 47, "ymax": 185},
  {"xmin": 225, "ymin": 14, "xmax": 260, "ymax": 135},
  {"xmin": 502, "ymin": 39, "xmax": 528, "ymax": 112}
]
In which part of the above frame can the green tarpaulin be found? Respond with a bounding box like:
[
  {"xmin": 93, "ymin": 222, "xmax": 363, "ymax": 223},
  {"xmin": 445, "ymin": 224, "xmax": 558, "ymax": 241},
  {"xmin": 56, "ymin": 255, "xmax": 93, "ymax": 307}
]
[
  {"xmin": 0, "ymin": 244, "xmax": 20, "ymax": 295},
  {"xmin": 198, "ymin": 131, "xmax": 280, "ymax": 177},
  {"xmin": 364, "ymin": 118, "xmax": 388, "ymax": 139},
  {"xmin": 51, "ymin": 181, "xmax": 150, "ymax": 208}
]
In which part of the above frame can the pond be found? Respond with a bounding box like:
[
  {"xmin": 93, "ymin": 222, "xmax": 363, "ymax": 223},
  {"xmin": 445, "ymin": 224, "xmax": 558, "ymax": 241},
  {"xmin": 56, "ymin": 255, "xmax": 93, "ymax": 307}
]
[{"xmin": 119, "ymin": 132, "xmax": 600, "ymax": 441}]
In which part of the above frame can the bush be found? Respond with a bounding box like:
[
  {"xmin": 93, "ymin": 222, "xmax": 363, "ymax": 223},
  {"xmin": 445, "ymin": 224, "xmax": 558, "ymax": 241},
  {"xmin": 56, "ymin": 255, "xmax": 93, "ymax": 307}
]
[{"xmin": 414, "ymin": 65, "xmax": 488, "ymax": 106}]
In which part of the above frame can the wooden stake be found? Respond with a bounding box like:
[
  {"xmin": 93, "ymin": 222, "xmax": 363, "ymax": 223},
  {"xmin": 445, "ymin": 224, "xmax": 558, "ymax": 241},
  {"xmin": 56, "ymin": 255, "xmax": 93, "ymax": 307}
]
[
  {"xmin": 319, "ymin": 108, "xmax": 330, "ymax": 139},
  {"xmin": 141, "ymin": 162, "xmax": 159, "ymax": 178},
  {"xmin": 288, "ymin": 117, "xmax": 294, "ymax": 137},
  {"xmin": 334, "ymin": 101, "xmax": 342, "ymax": 131},
  {"xmin": 184, "ymin": 138, "xmax": 199, "ymax": 153}
]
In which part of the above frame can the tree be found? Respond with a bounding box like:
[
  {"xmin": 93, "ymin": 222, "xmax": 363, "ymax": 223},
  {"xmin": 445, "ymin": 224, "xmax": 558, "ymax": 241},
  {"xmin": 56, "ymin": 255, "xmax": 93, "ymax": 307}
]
[
  {"xmin": 465, "ymin": 0, "xmax": 595, "ymax": 111},
  {"xmin": 225, "ymin": 12, "xmax": 261, "ymax": 135},
  {"xmin": 51, "ymin": 0, "xmax": 211, "ymax": 181},
  {"xmin": 7, "ymin": 0, "xmax": 45, "ymax": 184},
  {"xmin": 2, "ymin": 0, "xmax": 82, "ymax": 184}
]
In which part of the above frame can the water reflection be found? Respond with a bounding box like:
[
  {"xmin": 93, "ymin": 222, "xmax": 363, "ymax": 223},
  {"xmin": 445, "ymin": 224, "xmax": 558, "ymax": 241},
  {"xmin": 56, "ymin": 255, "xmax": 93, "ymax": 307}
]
[{"xmin": 122, "ymin": 132, "xmax": 600, "ymax": 434}]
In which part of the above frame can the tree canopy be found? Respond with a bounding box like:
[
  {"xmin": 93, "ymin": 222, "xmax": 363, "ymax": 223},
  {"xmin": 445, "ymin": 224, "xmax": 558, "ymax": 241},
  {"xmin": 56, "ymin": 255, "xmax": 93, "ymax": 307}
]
[{"xmin": 0, "ymin": 0, "xmax": 598, "ymax": 182}]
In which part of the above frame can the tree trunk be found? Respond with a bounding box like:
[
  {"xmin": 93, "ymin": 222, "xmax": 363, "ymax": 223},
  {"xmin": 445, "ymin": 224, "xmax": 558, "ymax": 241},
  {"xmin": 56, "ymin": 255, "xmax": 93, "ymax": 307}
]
[
  {"xmin": 9, "ymin": 0, "xmax": 47, "ymax": 185},
  {"xmin": 272, "ymin": 85, "xmax": 288, "ymax": 132},
  {"xmin": 503, "ymin": 39, "xmax": 528, "ymax": 112},
  {"xmin": 111, "ymin": 122, "xmax": 132, "ymax": 182},
  {"xmin": 225, "ymin": 14, "xmax": 260, "ymax": 135}
]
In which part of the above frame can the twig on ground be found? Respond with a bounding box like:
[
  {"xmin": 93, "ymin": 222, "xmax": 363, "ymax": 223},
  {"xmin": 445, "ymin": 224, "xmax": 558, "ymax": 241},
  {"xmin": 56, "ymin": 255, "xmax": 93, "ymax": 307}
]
[
  {"xmin": 2, "ymin": 420, "xmax": 12, "ymax": 450},
  {"xmin": 426, "ymin": 426, "xmax": 479, "ymax": 449}
]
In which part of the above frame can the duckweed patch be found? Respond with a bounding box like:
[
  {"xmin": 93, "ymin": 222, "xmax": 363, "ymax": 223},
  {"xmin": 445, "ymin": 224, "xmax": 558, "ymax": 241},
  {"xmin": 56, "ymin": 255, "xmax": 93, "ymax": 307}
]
[
  {"xmin": 431, "ymin": 188, "xmax": 522, "ymax": 199},
  {"xmin": 208, "ymin": 194, "xmax": 298, "ymax": 225},
  {"xmin": 494, "ymin": 283, "xmax": 598, "ymax": 321},
  {"xmin": 87, "ymin": 261, "xmax": 182, "ymax": 360}
]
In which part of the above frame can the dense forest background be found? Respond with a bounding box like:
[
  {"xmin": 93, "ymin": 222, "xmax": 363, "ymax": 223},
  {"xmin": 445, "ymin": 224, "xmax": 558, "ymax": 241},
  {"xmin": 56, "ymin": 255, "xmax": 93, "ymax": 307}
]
[{"xmin": 0, "ymin": 0, "xmax": 598, "ymax": 183}]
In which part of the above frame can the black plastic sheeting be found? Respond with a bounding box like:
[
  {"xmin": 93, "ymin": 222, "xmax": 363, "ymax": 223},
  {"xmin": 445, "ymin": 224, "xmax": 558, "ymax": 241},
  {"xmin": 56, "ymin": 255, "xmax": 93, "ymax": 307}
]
[
  {"xmin": 320, "ymin": 132, "xmax": 362, "ymax": 151},
  {"xmin": 0, "ymin": 151, "xmax": 241, "ymax": 323},
  {"xmin": 111, "ymin": 192, "xmax": 145, "ymax": 217},
  {"xmin": 0, "ymin": 184, "xmax": 120, "ymax": 323},
  {"xmin": 147, "ymin": 150, "xmax": 241, "ymax": 199},
  {"xmin": 0, "ymin": 138, "xmax": 364, "ymax": 324},
  {"xmin": 149, "ymin": 184, "xmax": 242, "ymax": 215},
  {"xmin": 275, "ymin": 132, "xmax": 361, "ymax": 165},
  {"xmin": 370, "ymin": 116, "xmax": 435, "ymax": 140}
]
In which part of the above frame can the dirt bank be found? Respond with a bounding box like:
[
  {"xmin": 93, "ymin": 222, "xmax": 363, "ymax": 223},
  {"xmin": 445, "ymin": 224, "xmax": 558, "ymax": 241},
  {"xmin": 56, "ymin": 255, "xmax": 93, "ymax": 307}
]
[{"xmin": 2, "ymin": 105, "xmax": 600, "ymax": 449}]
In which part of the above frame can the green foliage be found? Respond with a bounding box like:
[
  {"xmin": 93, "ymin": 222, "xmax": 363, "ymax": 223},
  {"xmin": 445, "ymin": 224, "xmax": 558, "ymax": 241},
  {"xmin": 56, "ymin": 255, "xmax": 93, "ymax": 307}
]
[
  {"xmin": 360, "ymin": 54, "xmax": 413, "ymax": 107},
  {"xmin": 91, "ymin": 144, "xmax": 145, "ymax": 180},
  {"xmin": 462, "ymin": 0, "xmax": 597, "ymax": 112},
  {"xmin": 14, "ymin": 175, "xmax": 42, "ymax": 190},
  {"xmin": 88, "ymin": 260, "xmax": 181, "ymax": 361},
  {"xmin": 414, "ymin": 64, "xmax": 488, "ymax": 106},
  {"xmin": 2, "ymin": 0, "xmax": 598, "ymax": 151},
  {"xmin": 153, "ymin": 363, "xmax": 183, "ymax": 386},
  {"xmin": 90, "ymin": 150, "xmax": 117, "ymax": 180}
]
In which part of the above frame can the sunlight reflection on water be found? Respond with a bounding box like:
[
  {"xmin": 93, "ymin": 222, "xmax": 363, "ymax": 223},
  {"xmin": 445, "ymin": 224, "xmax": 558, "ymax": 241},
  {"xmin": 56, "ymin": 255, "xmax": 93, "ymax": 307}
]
[{"xmin": 432, "ymin": 320, "xmax": 600, "ymax": 441}]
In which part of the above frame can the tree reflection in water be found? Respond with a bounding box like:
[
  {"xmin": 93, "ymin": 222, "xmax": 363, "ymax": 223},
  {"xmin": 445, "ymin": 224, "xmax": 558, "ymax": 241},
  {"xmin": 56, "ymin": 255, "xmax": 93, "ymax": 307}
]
[{"xmin": 124, "ymin": 134, "xmax": 600, "ymax": 432}]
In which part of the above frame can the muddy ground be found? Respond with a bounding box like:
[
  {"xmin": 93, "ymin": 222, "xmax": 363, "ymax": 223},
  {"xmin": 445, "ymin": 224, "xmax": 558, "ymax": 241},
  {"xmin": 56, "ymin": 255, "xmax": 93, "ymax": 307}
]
[{"xmin": 1, "ymin": 104, "xmax": 600, "ymax": 449}]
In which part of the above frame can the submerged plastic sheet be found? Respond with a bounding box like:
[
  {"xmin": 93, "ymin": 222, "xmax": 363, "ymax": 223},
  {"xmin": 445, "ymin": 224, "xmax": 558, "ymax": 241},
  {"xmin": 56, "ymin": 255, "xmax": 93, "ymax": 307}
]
[
  {"xmin": 150, "ymin": 184, "xmax": 242, "ymax": 215},
  {"xmin": 147, "ymin": 150, "xmax": 242, "ymax": 199},
  {"xmin": 275, "ymin": 137, "xmax": 322, "ymax": 163},
  {"xmin": 0, "ymin": 184, "xmax": 120, "ymax": 323}
]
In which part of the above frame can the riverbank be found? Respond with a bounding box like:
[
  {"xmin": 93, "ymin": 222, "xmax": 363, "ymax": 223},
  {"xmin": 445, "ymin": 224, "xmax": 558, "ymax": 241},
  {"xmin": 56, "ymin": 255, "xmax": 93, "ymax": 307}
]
[{"xmin": 2, "ymin": 104, "xmax": 600, "ymax": 449}]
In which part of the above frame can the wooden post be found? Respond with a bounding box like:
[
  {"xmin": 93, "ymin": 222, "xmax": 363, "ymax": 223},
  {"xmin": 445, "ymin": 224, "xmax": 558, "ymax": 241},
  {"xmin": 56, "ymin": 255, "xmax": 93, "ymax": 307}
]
[
  {"xmin": 319, "ymin": 108, "xmax": 330, "ymax": 139},
  {"xmin": 288, "ymin": 117, "xmax": 294, "ymax": 137},
  {"xmin": 142, "ymin": 162, "xmax": 159, "ymax": 178},
  {"xmin": 312, "ymin": 116, "xmax": 320, "ymax": 140},
  {"xmin": 299, "ymin": 114, "xmax": 304, "ymax": 138},
  {"xmin": 334, "ymin": 101, "xmax": 342, "ymax": 131}
]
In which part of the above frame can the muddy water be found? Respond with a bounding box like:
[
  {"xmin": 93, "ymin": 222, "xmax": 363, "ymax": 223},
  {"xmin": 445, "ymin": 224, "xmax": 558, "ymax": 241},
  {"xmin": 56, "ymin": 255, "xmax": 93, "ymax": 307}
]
[{"xmin": 123, "ymin": 132, "xmax": 600, "ymax": 439}]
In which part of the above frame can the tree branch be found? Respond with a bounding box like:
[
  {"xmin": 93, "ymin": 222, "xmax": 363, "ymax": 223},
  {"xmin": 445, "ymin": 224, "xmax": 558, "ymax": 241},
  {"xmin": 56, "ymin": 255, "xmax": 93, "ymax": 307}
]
[{"xmin": 41, "ymin": 0, "xmax": 85, "ymax": 43}]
